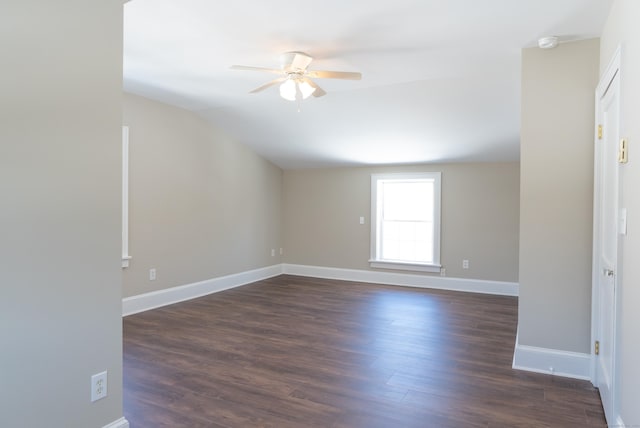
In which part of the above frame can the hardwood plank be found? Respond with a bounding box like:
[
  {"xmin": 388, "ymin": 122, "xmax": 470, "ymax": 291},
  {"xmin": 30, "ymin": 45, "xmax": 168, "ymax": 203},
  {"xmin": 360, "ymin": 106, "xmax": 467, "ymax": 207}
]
[{"xmin": 123, "ymin": 275, "xmax": 605, "ymax": 427}]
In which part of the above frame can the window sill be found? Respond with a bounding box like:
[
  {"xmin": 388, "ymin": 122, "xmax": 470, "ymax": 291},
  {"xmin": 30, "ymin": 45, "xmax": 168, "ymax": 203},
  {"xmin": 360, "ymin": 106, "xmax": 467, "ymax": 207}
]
[{"xmin": 369, "ymin": 260, "xmax": 441, "ymax": 273}]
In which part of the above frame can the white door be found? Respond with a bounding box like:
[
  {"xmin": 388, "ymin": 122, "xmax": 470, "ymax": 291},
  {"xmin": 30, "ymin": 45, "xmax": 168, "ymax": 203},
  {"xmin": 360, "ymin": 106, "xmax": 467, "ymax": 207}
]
[{"xmin": 593, "ymin": 52, "xmax": 621, "ymax": 425}]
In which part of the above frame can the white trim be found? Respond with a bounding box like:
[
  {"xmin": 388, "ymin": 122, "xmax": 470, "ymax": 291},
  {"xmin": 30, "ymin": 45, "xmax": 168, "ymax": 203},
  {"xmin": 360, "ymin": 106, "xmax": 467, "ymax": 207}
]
[
  {"xmin": 596, "ymin": 46, "xmax": 621, "ymax": 97},
  {"xmin": 282, "ymin": 263, "xmax": 518, "ymax": 296},
  {"xmin": 121, "ymin": 126, "xmax": 131, "ymax": 268},
  {"xmin": 103, "ymin": 417, "xmax": 130, "ymax": 428},
  {"xmin": 369, "ymin": 260, "xmax": 441, "ymax": 273},
  {"xmin": 122, "ymin": 265, "xmax": 282, "ymax": 316},
  {"xmin": 512, "ymin": 334, "xmax": 591, "ymax": 380},
  {"xmin": 614, "ymin": 415, "xmax": 626, "ymax": 428},
  {"xmin": 123, "ymin": 264, "xmax": 518, "ymax": 317}
]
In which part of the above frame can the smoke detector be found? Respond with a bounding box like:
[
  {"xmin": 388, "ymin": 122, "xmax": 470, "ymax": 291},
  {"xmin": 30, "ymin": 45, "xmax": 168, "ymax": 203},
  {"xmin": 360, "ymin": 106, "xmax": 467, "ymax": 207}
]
[{"xmin": 538, "ymin": 36, "xmax": 559, "ymax": 49}]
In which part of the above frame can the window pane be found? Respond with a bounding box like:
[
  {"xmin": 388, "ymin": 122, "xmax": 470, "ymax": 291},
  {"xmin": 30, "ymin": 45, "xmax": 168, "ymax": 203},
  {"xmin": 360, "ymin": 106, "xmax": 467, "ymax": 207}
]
[
  {"xmin": 416, "ymin": 225, "xmax": 434, "ymax": 262},
  {"xmin": 381, "ymin": 220, "xmax": 433, "ymax": 263},
  {"xmin": 382, "ymin": 181, "xmax": 433, "ymax": 221}
]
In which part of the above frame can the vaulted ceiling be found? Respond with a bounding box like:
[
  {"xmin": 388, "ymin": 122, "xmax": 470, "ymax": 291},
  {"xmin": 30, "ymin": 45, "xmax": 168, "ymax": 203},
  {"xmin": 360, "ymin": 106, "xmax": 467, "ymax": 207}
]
[{"xmin": 124, "ymin": 0, "xmax": 612, "ymax": 169}]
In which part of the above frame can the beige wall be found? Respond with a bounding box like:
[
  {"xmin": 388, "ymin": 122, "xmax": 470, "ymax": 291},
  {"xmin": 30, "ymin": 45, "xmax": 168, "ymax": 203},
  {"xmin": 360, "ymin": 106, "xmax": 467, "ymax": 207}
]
[
  {"xmin": 600, "ymin": 0, "xmax": 640, "ymax": 424},
  {"xmin": 0, "ymin": 2, "xmax": 124, "ymax": 427},
  {"xmin": 122, "ymin": 93, "xmax": 283, "ymax": 297},
  {"xmin": 283, "ymin": 162, "xmax": 520, "ymax": 283},
  {"xmin": 519, "ymin": 39, "xmax": 600, "ymax": 353}
]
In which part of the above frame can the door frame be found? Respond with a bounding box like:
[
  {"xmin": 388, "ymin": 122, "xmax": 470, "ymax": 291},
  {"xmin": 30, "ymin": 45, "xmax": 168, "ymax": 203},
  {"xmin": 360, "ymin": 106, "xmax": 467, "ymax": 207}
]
[{"xmin": 590, "ymin": 45, "xmax": 622, "ymax": 419}]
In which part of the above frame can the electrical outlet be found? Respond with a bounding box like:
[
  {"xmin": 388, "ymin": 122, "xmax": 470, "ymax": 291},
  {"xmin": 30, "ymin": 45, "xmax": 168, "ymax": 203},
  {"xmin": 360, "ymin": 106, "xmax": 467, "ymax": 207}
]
[
  {"xmin": 279, "ymin": 248, "xmax": 283, "ymax": 255},
  {"xmin": 440, "ymin": 267, "xmax": 446, "ymax": 277},
  {"xmin": 271, "ymin": 249, "xmax": 275, "ymax": 257},
  {"xmin": 91, "ymin": 371, "xmax": 108, "ymax": 402},
  {"xmin": 149, "ymin": 268, "xmax": 156, "ymax": 281},
  {"xmin": 462, "ymin": 259, "xmax": 469, "ymax": 269}
]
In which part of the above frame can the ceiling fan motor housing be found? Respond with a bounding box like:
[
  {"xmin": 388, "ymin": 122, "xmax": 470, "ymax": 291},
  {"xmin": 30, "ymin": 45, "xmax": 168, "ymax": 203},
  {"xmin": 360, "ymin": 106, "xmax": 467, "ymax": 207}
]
[{"xmin": 280, "ymin": 51, "xmax": 312, "ymax": 72}]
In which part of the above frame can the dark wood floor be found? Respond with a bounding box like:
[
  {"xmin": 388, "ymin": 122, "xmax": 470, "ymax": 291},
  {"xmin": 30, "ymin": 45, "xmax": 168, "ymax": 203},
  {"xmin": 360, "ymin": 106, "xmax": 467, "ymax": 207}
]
[{"xmin": 123, "ymin": 275, "xmax": 605, "ymax": 427}]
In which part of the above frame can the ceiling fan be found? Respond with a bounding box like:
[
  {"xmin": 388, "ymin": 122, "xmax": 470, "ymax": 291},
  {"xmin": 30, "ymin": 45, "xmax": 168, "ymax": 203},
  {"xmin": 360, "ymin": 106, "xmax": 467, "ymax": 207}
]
[{"xmin": 231, "ymin": 51, "xmax": 362, "ymax": 101}]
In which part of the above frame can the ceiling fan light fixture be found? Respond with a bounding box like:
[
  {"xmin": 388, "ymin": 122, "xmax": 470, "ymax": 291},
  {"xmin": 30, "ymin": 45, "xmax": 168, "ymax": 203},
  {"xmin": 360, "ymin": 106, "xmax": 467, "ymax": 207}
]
[
  {"xmin": 279, "ymin": 77, "xmax": 316, "ymax": 102},
  {"xmin": 279, "ymin": 79, "xmax": 297, "ymax": 101},
  {"xmin": 298, "ymin": 80, "xmax": 316, "ymax": 99}
]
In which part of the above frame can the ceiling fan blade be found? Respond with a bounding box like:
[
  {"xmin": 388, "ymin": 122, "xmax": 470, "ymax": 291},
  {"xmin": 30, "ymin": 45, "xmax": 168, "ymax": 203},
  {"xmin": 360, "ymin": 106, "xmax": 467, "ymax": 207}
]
[
  {"xmin": 290, "ymin": 52, "xmax": 313, "ymax": 71},
  {"xmin": 303, "ymin": 78, "xmax": 327, "ymax": 98},
  {"xmin": 230, "ymin": 65, "xmax": 283, "ymax": 75},
  {"xmin": 249, "ymin": 77, "xmax": 286, "ymax": 93},
  {"xmin": 306, "ymin": 70, "xmax": 362, "ymax": 80}
]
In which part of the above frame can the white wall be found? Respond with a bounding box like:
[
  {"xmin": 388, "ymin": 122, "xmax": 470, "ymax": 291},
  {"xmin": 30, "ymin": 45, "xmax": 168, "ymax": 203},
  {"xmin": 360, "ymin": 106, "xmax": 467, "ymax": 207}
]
[
  {"xmin": 0, "ymin": 2, "xmax": 125, "ymax": 427},
  {"xmin": 600, "ymin": 1, "xmax": 640, "ymax": 425},
  {"xmin": 122, "ymin": 93, "xmax": 283, "ymax": 298},
  {"xmin": 283, "ymin": 162, "xmax": 520, "ymax": 283},
  {"xmin": 519, "ymin": 39, "xmax": 600, "ymax": 353}
]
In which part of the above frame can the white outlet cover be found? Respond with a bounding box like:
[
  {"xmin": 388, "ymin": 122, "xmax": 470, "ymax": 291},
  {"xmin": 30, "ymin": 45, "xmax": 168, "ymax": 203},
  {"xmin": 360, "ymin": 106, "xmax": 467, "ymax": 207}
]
[{"xmin": 91, "ymin": 371, "xmax": 108, "ymax": 402}]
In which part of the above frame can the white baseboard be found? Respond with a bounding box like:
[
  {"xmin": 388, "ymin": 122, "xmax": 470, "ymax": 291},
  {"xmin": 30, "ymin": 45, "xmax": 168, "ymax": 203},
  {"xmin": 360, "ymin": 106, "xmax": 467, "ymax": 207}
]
[
  {"xmin": 103, "ymin": 417, "xmax": 129, "ymax": 428},
  {"xmin": 615, "ymin": 415, "xmax": 626, "ymax": 428},
  {"xmin": 282, "ymin": 263, "xmax": 519, "ymax": 296},
  {"xmin": 123, "ymin": 263, "xmax": 518, "ymax": 316},
  {"xmin": 512, "ymin": 334, "xmax": 591, "ymax": 380},
  {"xmin": 122, "ymin": 264, "xmax": 282, "ymax": 316}
]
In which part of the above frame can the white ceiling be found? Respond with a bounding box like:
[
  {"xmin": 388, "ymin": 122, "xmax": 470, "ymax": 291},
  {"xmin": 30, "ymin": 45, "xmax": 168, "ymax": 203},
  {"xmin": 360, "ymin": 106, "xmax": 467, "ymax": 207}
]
[{"xmin": 123, "ymin": 0, "xmax": 612, "ymax": 169}]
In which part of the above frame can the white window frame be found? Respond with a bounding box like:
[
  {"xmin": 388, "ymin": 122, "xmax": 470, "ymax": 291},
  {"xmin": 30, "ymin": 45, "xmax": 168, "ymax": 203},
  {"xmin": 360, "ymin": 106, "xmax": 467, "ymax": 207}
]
[{"xmin": 369, "ymin": 172, "xmax": 442, "ymax": 273}]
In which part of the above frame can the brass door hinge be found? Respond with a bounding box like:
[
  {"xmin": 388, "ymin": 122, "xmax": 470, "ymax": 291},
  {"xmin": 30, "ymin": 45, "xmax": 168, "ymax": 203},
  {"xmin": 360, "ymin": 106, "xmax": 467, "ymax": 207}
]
[
  {"xmin": 598, "ymin": 124, "xmax": 603, "ymax": 140},
  {"xmin": 595, "ymin": 340, "xmax": 600, "ymax": 356},
  {"xmin": 619, "ymin": 138, "xmax": 628, "ymax": 163}
]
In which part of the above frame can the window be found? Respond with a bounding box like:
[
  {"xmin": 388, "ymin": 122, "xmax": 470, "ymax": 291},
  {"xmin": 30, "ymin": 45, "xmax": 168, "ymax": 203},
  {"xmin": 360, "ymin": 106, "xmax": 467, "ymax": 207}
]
[{"xmin": 370, "ymin": 172, "xmax": 441, "ymax": 272}]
